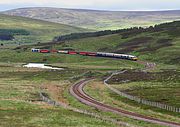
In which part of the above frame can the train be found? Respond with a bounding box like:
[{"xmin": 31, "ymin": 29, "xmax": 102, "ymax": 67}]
[{"xmin": 31, "ymin": 48, "xmax": 138, "ymax": 61}]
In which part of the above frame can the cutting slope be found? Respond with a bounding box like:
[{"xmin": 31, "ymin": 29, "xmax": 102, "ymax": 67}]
[{"xmin": 3, "ymin": 7, "xmax": 180, "ymax": 30}]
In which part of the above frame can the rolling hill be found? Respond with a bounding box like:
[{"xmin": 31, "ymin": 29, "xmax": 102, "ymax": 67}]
[
  {"xmin": 14, "ymin": 21, "xmax": 179, "ymax": 68},
  {"xmin": 0, "ymin": 10, "xmax": 180, "ymax": 127},
  {"xmin": 56, "ymin": 21, "xmax": 180, "ymax": 66},
  {"xmin": 0, "ymin": 14, "xmax": 88, "ymax": 47},
  {"xmin": 0, "ymin": 20, "xmax": 179, "ymax": 70},
  {"xmin": 2, "ymin": 7, "xmax": 180, "ymax": 30}
]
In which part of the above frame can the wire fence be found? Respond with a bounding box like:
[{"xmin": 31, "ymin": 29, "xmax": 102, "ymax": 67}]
[
  {"xmin": 39, "ymin": 92, "xmax": 67, "ymax": 107},
  {"xmin": 104, "ymin": 71, "xmax": 180, "ymax": 113},
  {"xmin": 39, "ymin": 92, "xmax": 131, "ymax": 127}
]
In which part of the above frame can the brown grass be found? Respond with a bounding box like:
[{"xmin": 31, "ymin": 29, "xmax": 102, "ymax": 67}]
[{"xmin": 42, "ymin": 82, "xmax": 69, "ymax": 105}]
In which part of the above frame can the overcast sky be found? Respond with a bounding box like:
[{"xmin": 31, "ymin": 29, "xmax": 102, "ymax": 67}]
[{"xmin": 0, "ymin": 0, "xmax": 180, "ymax": 11}]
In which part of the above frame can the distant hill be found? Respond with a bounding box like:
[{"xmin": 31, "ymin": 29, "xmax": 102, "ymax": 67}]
[
  {"xmin": 0, "ymin": 14, "xmax": 88, "ymax": 45},
  {"xmin": 2, "ymin": 7, "xmax": 180, "ymax": 30}
]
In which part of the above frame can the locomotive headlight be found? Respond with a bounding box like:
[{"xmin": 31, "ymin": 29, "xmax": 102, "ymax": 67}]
[{"xmin": 132, "ymin": 57, "xmax": 138, "ymax": 61}]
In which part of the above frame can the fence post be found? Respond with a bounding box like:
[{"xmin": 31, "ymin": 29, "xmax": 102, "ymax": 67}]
[{"xmin": 104, "ymin": 72, "xmax": 180, "ymax": 113}]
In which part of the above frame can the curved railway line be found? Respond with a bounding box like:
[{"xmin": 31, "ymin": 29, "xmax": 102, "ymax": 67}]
[
  {"xmin": 70, "ymin": 79, "xmax": 180, "ymax": 127},
  {"xmin": 32, "ymin": 48, "xmax": 179, "ymax": 126}
]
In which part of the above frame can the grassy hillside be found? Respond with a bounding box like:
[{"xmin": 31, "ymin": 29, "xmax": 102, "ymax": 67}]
[
  {"xmin": 51, "ymin": 21, "xmax": 179, "ymax": 117},
  {"xmin": 3, "ymin": 7, "xmax": 180, "ymax": 30},
  {"xmin": 23, "ymin": 21, "xmax": 178, "ymax": 68},
  {"xmin": 1, "ymin": 20, "xmax": 179, "ymax": 69},
  {"xmin": 0, "ymin": 16, "xmax": 179, "ymax": 126},
  {"xmin": 0, "ymin": 21, "xmax": 179, "ymax": 71},
  {"xmin": 0, "ymin": 14, "xmax": 88, "ymax": 47}
]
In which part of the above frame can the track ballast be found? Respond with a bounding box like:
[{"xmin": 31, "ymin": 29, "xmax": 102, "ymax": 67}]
[{"xmin": 70, "ymin": 79, "xmax": 180, "ymax": 127}]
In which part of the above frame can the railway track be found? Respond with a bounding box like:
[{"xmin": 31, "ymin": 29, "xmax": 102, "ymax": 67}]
[{"xmin": 70, "ymin": 79, "xmax": 180, "ymax": 127}]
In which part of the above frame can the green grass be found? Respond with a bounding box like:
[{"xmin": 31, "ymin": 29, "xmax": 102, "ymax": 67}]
[
  {"xmin": 0, "ymin": 101, "xmax": 115, "ymax": 127},
  {"xmin": 0, "ymin": 15, "xmax": 180, "ymax": 127},
  {"xmin": 51, "ymin": 26, "xmax": 180, "ymax": 69},
  {"xmin": 64, "ymin": 80, "xmax": 163, "ymax": 127},
  {"xmin": 84, "ymin": 80, "xmax": 180, "ymax": 122},
  {"xmin": 0, "ymin": 65, "xmax": 118, "ymax": 127},
  {"xmin": 0, "ymin": 49, "xmax": 143, "ymax": 70},
  {"xmin": 1, "ymin": 20, "xmax": 180, "ymax": 69},
  {"xmin": 112, "ymin": 81, "xmax": 180, "ymax": 107},
  {"xmin": 108, "ymin": 69, "xmax": 180, "ymax": 107},
  {"xmin": 0, "ymin": 64, "xmax": 164, "ymax": 127},
  {"xmin": 56, "ymin": 34, "xmax": 124, "ymax": 52},
  {"xmin": 0, "ymin": 14, "xmax": 88, "ymax": 47}
]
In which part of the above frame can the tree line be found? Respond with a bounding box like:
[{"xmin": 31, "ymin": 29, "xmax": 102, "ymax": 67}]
[
  {"xmin": 0, "ymin": 29, "xmax": 30, "ymax": 41},
  {"xmin": 0, "ymin": 29, "xmax": 30, "ymax": 35},
  {"xmin": 53, "ymin": 21, "xmax": 180, "ymax": 42},
  {"xmin": 0, "ymin": 34, "xmax": 14, "ymax": 41}
]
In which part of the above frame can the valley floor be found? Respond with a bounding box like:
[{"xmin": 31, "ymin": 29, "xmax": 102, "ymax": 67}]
[{"xmin": 0, "ymin": 61, "xmax": 179, "ymax": 127}]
